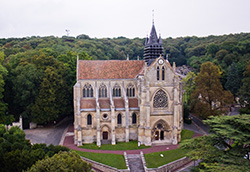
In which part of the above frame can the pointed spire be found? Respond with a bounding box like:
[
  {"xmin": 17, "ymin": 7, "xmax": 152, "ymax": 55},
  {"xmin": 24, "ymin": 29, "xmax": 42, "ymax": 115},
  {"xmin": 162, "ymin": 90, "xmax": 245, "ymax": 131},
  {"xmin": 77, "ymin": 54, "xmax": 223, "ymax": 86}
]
[{"xmin": 148, "ymin": 23, "xmax": 158, "ymax": 45}]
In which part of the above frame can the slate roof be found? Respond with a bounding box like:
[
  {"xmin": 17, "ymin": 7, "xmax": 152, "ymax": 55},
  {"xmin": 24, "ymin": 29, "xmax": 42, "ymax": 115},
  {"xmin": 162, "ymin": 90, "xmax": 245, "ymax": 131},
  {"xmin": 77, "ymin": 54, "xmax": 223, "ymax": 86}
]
[{"xmin": 78, "ymin": 60, "xmax": 145, "ymax": 80}]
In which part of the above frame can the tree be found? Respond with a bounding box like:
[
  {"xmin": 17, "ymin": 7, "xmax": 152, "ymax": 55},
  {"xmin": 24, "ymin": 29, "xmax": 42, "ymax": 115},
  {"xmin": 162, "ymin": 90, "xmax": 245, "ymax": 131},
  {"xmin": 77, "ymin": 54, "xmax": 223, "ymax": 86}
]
[
  {"xmin": 238, "ymin": 60, "xmax": 250, "ymax": 114},
  {"xmin": 182, "ymin": 71, "xmax": 196, "ymax": 104},
  {"xmin": 225, "ymin": 62, "xmax": 241, "ymax": 96},
  {"xmin": 27, "ymin": 151, "xmax": 92, "ymax": 172},
  {"xmin": 191, "ymin": 62, "xmax": 234, "ymax": 118},
  {"xmin": 31, "ymin": 65, "xmax": 66, "ymax": 124},
  {"xmin": 181, "ymin": 114, "xmax": 250, "ymax": 171}
]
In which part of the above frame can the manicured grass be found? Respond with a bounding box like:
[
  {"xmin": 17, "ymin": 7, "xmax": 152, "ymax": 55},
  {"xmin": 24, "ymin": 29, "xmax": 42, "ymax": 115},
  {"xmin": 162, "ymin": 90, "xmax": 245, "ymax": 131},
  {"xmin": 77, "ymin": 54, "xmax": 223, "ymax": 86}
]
[
  {"xmin": 79, "ymin": 140, "xmax": 151, "ymax": 150},
  {"xmin": 181, "ymin": 129, "xmax": 194, "ymax": 141},
  {"xmin": 74, "ymin": 150, "xmax": 127, "ymax": 169},
  {"xmin": 144, "ymin": 148, "xmax": 189, "ymax": 168}
]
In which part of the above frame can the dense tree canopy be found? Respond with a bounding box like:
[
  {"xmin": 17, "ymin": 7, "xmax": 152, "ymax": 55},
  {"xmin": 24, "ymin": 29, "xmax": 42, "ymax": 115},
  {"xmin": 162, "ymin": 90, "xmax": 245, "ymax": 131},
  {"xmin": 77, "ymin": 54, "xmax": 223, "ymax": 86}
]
[
  {"xmin": 238, "ymin": 60, "xmax": 250, "ymax": 114},
  {"xmin": 0, "ymin": 125, "xmax": 69, "ymax": 172},
  {"xmin": 181, "ymin": 114, "xmax": 250, "ymax": 171}
]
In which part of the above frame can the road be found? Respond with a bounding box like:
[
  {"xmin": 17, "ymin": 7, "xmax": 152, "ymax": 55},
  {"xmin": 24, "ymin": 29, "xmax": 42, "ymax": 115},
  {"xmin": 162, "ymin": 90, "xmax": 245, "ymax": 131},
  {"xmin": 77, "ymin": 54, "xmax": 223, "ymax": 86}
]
[{"xmin": 24, "ymin": 117, "xmax": 73, "ymax": 145}]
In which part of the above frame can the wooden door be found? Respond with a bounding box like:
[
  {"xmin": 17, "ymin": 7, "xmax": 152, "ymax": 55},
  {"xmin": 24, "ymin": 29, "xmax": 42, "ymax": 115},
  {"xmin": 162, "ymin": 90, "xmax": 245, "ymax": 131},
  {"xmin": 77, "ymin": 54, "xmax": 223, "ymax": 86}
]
[
  {"xmin": 103, "ymin": 131, "xmax": 108, "ymax": 140},
  {"xmin": 155, "ymin": 131, "xmax": 159, "ymax": 140}
]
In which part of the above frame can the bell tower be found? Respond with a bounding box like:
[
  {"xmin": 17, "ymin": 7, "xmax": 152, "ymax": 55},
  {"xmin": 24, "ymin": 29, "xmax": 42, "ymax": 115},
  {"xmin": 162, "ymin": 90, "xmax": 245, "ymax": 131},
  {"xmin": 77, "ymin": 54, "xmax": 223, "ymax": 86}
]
[{"xmin": 144, "ymin": 22, "xmax": 164, "ymax": 65}]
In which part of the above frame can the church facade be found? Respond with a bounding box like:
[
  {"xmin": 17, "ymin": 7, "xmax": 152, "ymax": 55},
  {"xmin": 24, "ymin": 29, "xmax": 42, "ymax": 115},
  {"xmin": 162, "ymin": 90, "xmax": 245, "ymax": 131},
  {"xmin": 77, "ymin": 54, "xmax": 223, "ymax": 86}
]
[{"xmin": 73, "ymin": 23, "xmax": 183, "ymax": 146}]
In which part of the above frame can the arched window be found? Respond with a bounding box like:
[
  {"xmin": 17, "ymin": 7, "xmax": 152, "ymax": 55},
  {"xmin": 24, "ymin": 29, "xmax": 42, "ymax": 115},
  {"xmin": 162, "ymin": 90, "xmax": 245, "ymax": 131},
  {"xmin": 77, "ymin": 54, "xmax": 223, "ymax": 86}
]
[
  {"xmin": 162, "ymin": 66, "xmax": 165, "ymax": 80},
  {"xmin": 87, "ymin": 114, "xmax": 92, "ymax": 125},
  {"xmin": 117, "ymin": 114, "xmax": 122, "ymax": 124},
  {"xmin": 113, "ymin": 83, "xmax": 121, "ymax": 97},
  {"xmin": 132, "ymin": 113, "xmax": 137, "ymax": 124},
  {"xmin": 99, "ymin": 83, "xmax": 107, "ymax": 98},
  {"xmin": 83, "ymin": 83, "xmax": 93, "ymax": 98},
  {"xmin": 127, "ymin": 83, "xmax": 135, "ymax": 97},
  {"xmin": 157, "ymin": 66, "xmax": 160, "ymax": 80},
  {"xmin": 153, "ymin": 89, "xmax": 168, "ymax": 108}
]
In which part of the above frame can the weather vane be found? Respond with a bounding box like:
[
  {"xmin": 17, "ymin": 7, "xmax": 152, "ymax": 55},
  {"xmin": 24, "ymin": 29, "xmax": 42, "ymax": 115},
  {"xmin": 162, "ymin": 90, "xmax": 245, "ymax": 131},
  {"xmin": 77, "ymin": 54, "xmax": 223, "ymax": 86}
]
[
  {"xmin": 65, "ymin": 29, "xmax": 70, "ymax": 36},
  {"xmin": 152, "ymin": 10, "xmax": 154, "ymax": 24}
]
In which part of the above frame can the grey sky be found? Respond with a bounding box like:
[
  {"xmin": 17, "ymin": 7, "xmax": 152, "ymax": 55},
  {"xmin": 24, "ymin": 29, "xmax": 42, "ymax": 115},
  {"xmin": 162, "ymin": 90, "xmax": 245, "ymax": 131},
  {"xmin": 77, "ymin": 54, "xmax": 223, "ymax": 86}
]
[{"xmin": 1, "ymin": 0, "xmax": 250, "ymax": 38}]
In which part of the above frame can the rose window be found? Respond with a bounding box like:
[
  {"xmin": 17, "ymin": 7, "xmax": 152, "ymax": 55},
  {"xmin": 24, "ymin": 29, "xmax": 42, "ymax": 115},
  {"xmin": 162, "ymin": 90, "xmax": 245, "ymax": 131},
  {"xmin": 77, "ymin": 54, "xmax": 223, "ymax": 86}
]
[{"xmin": 153, "ymin": 90, "xmax": 168, "ymax": 108}]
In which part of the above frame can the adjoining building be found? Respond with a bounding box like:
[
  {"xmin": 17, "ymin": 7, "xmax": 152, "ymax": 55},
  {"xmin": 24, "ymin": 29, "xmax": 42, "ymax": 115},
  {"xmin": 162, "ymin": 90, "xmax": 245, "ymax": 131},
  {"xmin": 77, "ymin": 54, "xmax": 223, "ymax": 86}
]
[{"xmin": 73, "ymin": 22, "xmax": 183, "ymax": 146}]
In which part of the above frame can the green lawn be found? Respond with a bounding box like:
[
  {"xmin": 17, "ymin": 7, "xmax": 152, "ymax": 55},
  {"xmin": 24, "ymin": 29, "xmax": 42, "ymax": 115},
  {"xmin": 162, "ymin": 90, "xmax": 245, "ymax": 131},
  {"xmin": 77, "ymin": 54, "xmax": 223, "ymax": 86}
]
[
  {"xmin": 181, "ymin": 129, "xmax": 194, "ymax": 141},
  {"xmin": 73, "ymin": 150, "xmax": 127, "ymax": 169},
  {"xmin": 144, "ymin": 148, "xmax": 189, "ymax": 168},
  {"xmin": 79, "ymin": 140, "xmax": 150, "ymax": 150}
]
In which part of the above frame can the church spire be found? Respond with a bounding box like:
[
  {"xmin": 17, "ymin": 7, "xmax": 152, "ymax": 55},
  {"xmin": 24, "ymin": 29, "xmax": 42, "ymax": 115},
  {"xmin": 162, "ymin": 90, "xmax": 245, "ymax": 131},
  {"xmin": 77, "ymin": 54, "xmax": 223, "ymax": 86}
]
[{"xmin": 144, "ymin": 20, "xmax": 164, "ymax": 65}]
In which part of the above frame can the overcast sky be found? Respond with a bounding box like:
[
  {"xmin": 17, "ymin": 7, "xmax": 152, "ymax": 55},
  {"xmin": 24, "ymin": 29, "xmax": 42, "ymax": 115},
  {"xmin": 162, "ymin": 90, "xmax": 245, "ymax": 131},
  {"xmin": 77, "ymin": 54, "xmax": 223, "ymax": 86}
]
[{"xmin": 1, "ymin": 0, "xmax": 250, "ymax": 39}]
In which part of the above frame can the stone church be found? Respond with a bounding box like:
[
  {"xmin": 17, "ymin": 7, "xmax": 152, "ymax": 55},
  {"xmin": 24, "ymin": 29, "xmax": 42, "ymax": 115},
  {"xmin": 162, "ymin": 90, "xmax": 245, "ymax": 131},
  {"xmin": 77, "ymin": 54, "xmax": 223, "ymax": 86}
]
[{"xmin": 73, "ymin": 23, "xmax": 183, "ymax": 146}]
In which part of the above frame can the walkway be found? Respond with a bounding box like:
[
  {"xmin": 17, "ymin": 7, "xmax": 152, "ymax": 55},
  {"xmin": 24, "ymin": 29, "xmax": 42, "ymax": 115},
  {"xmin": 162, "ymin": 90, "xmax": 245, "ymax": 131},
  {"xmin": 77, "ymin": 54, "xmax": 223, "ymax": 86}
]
[{"xmin": 24, "ymin": 117, "xmax": 73, "ymax": 145}]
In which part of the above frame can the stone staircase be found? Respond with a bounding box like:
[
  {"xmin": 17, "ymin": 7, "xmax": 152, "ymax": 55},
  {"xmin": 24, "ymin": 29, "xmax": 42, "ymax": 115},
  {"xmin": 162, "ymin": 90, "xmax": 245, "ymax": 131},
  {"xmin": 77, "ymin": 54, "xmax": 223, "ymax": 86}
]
[{"xmin": 127, "ymin": 154, "xmax": 145, "ymax": 172}]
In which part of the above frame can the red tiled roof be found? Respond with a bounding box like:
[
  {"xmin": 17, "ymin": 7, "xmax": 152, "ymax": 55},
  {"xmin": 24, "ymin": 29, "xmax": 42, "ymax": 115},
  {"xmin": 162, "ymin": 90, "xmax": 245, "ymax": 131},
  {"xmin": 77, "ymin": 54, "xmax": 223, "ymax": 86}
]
[
  {"xmin": 128, "ymin": 98, "xmax": 139, "ymax": 108},
  {"xmin": 78, "ymin": 60, "xmax": 145, "ymax": 79},
  {"xmin": 99, "ymin": 99, "xmax": 110, "ymax": 109},
  {"xmin": 80, "ymin": 99, "xmax": 96, "ymax": 109},
  {"xmin": 114, "ymin": 99, "xmax": 125, "ymax": 108}
]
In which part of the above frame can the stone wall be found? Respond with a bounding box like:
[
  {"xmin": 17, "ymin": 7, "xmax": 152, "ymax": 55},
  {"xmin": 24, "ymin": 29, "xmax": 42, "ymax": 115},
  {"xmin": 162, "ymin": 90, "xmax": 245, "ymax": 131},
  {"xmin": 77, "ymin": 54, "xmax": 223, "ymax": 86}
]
[{"xmin": 147, "ymin": 156, "xmax": 191, "ymax": 172}]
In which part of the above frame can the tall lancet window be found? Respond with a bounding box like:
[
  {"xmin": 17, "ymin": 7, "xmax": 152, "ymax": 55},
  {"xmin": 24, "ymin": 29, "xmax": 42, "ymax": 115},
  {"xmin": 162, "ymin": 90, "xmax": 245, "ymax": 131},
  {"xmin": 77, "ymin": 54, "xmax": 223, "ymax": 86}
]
[
  {"xmin": 83, "ymin": 83, "xmax": 93, "ymax": 98},
  {"xmin": 117, "ymin": 114, "xmax": 122, "ymax": 125},
  {"xmin": 157, "ymin": 66, "xmax": 160, "ymax": 80},
  {"xmin": 162, "ymin": 66, "xmax": 165, "ymax": 80},
  {"xmin": 99, "ymin": 83, "xmax": 107, "ymax": 98},
  {"xmin": 87, "ymin": 114, "xmax": 92, "ymax": 125}
]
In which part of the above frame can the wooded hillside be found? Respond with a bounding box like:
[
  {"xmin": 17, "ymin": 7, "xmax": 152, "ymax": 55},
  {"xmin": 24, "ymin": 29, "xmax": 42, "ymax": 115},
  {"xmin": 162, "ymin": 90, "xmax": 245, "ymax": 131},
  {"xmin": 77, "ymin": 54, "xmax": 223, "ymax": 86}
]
[{"xmin": 0, "ymin": 32, "xmax": 250, "ymax": 126}]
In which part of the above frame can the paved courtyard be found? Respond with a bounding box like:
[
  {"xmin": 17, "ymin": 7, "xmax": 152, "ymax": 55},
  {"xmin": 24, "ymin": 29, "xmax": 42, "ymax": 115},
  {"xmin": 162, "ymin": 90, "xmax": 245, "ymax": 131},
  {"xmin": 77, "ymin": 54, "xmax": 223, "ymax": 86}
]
[{"xmin": 24, "ymin": 117, "xmax": 72, "ymax": 145}]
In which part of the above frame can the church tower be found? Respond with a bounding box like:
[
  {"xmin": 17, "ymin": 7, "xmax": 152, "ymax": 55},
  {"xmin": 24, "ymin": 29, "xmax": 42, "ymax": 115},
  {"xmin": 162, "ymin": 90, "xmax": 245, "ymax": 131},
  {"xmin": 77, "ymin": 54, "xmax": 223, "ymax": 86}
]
[{"xmin": 144, "ymin": 23, "xmax": 164, "ymax": 65}]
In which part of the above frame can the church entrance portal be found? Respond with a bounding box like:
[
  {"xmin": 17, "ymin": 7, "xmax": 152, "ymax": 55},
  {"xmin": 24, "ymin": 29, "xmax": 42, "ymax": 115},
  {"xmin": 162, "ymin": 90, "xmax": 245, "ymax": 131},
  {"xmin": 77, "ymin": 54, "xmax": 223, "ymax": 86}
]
[
  {"xmin": 152, "ymin": 120, "xmax": 170, "ymax": 142},
  {"xmin": 103, "ymin": 131, "xmax": 108, "ymax": 140},
  {"xmin": 154, "ymin": 130, "xmax": 164, "ymax": 140}
]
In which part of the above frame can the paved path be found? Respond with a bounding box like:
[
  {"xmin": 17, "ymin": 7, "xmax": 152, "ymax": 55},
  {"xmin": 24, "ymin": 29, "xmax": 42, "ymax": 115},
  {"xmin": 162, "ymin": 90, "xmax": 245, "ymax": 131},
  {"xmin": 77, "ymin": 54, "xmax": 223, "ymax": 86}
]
[{"xmin": 24, "ymin": 117, "xmax": 73, "ymax": 145}]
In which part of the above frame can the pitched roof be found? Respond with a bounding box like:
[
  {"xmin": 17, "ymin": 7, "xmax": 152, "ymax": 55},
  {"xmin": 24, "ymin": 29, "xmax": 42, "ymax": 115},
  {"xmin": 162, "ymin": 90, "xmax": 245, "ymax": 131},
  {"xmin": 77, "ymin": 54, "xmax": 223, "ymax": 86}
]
[{"xmin": 78, "ymin": 60, "xmax": 145, "ymax": 80}]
